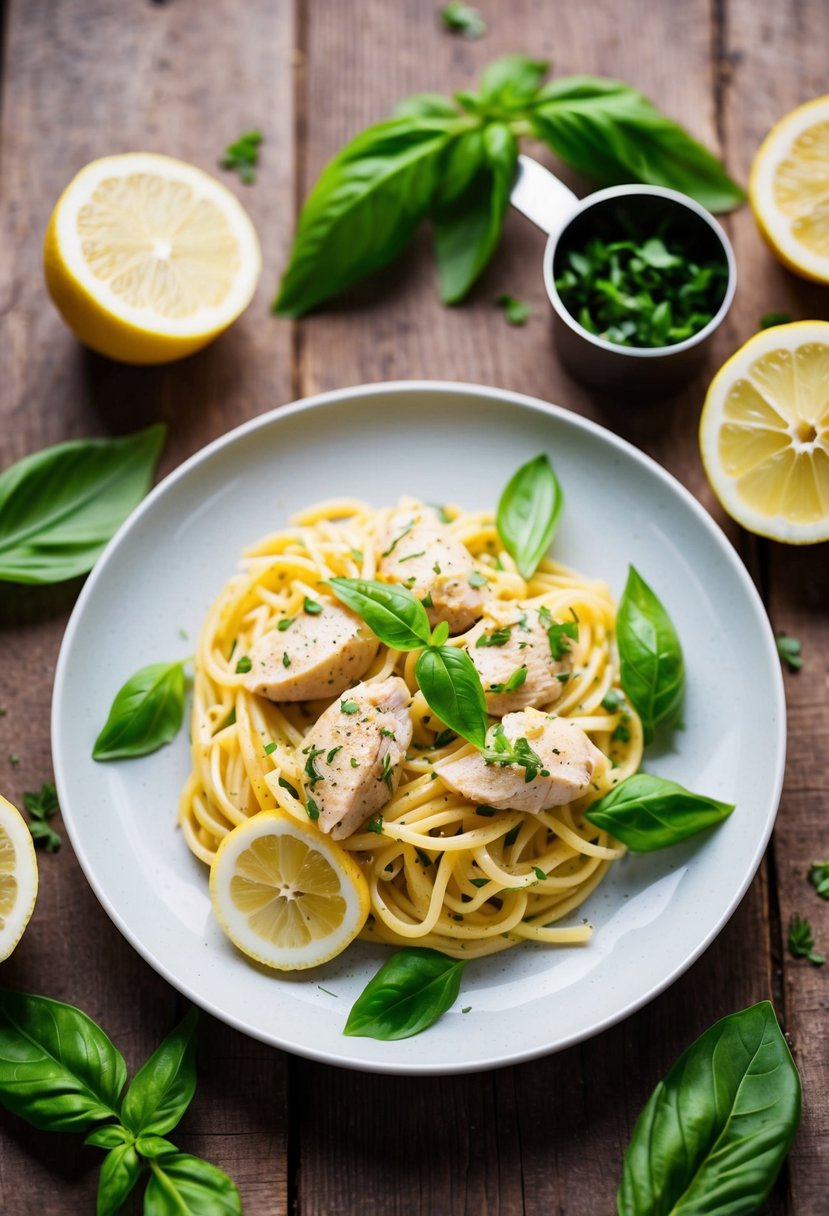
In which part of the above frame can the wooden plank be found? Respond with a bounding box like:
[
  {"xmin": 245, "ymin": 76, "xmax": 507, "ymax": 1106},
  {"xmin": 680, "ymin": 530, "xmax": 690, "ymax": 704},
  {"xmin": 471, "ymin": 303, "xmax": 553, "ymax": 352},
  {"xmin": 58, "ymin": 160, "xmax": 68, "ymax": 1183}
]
[{"xmin": 0, "ymin": 0, "xmax": 295, "ymax": 1211}]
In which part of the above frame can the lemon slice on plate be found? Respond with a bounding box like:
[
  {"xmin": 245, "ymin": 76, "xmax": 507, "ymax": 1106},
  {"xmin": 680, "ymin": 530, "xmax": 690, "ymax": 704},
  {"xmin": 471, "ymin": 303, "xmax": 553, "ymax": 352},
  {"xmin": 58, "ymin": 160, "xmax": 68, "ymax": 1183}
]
[
  {"xmin": 699, "ymin": 321, "xmax": 829, "ymax": 543},
  {"xmin": 210, "ymin": 811, "xmax": 370, "ymax": 971},
  {"xmin": 44, "ymin": 152, "xmax": 261, "ymax": 364},
  {"xmin": 0, "ymin": 795, "xmax": 38, "ymax": 962},
  {"xmin": 750, "ymin": 95, "xmax": 829, "ymax": 282}
]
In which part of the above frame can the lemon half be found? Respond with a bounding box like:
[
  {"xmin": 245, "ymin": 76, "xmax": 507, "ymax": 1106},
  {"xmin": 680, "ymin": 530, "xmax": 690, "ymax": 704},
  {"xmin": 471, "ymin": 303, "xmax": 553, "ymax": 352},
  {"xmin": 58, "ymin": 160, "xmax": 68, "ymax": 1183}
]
[
  {"xmin": 210, "ymin": 811, "xmax": 370, "ymax": 971},
  {"xmin": 750, "ymin": 95, "xmax": 829, "ymax": 282},
  {"xmin": 0, "ymin": 795, "xmax": 38, "ymax": 962},
  {"xmin": 44, "ymin": 153, "xmax": 262, "ymax": 364},
  {"xmin": 700, "ymin": 321, "xmax": 829, "ymax": 543}
]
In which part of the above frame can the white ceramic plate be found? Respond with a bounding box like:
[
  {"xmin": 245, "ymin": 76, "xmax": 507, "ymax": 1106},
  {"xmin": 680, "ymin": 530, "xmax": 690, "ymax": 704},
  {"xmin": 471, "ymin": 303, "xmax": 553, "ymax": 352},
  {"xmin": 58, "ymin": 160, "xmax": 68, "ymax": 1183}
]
[{"xmin": 52, "ymin": 382, "xmax": 786, "ymax": 1075}]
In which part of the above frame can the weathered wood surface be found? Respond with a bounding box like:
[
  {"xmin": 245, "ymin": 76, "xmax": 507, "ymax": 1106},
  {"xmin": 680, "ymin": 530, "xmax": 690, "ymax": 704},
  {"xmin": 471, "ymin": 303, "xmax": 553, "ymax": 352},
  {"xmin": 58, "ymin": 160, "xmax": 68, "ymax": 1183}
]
[{"xmin": 0, "ymin": 0, "xmax": 826, "ymax": 1212}]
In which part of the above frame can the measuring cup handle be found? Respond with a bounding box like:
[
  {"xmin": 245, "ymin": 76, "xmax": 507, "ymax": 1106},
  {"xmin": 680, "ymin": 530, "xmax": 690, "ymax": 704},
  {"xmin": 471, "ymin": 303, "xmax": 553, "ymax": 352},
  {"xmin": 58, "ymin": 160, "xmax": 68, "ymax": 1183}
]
[{"xmin": 510, "ymin": 155, "xmax": 580, "ymax": 236}]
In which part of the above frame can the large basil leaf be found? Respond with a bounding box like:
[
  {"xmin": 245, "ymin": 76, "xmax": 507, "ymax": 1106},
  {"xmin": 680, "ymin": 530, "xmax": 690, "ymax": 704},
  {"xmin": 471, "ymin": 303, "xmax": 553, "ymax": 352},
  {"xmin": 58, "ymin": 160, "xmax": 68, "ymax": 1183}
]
[
  {"xmin": 616, "ymin": 567, "xmax": 684, "ymax": 745},
  {"xmin": 273, "ymin": 116, "xmax": 457, "ymax": 316},
  {"xmin": 93, "ymin": 660, "xmax": 187, "ymax": 761},
  {"xmin": 327, "ymin": 577, "xmax": 431, "ymax": 650},
  {"xmin": 618, "ymin": 1001, "xmax": 800, "ymax": 1214},
  {"xmin": 585, "ymin": 773, "xmax": 734, "ymax": 851},
  {"xmin": 121, "ymin": 1007, "xmax": 197, "ymax": 1136},
  {"xmin": 433, "ymin": 121, "xmax": 518, "ymax": 303},
  {"xmin": 496, "ymin": 453, "xmax": 563, "ymax": 580},
  {"xmin": 0, "ymin": 989, "xmax": 126, "ymax": 1132},
  {"xmin": 415, "ymin": 645, "xmax": 488, "ymax": 748},
  {"xmin": 97, "ymin": 1144, "xmax": 143, "ymax": 1216},
  {"xmin": 344, "ymin": 948, "xmax": 467, "ymax": 1040},
  {"xmin": 531, "ymin": 76, "xmax": 744, "ymax": 213},
  {"xmin": 0, "ymin": 425, "xmax": 166, "ymax": 585},
  {"xmin": 477, "ymin": 54, "xmax": 549, "ymax": 114},
  {"xmin": 144, "ymin": 1152, "xmax": 242, "ymax": 1216}
]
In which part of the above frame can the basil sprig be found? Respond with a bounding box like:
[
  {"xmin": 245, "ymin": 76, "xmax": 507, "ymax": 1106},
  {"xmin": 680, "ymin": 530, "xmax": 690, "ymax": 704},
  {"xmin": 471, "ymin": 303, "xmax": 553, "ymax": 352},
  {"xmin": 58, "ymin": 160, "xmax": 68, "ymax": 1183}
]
[
  {"xmin": 496, "ymin": 453, "xmax": 563, "ymax": 579},
  {"xmin": 274, "ymin": 57, "xmax": 743, "ymax": 316},
  {"xmin": 344, "ymin": 947, "xmax": 467, "ymax": 1040},
  {"xmin": 618, "ymin": 1001, "xmax": 800, "ymax": 1214},
  {"xmin": 0, "ymin": 992, "xmax": 241, "ymax": 1214},
  {"xmin": 585, "ymin": 773, "xmax": 734, "ymax": 851},
  {"xmin": 0, "ymin": 424, "xmax": 166, "ymax": 585},
  {"xmin": 616, "ymin": 566, "xmax": 684, "ymax": 745},
  {"xmin": 93, "ymin": 659, "xmax": 188, "ymax": 761}
]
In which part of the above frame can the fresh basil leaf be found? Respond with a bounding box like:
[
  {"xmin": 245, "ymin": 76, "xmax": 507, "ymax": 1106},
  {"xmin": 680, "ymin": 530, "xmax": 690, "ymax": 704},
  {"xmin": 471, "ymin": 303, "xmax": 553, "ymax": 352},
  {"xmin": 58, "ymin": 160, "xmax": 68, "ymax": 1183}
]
[
  {"xmin": 497, "ymin": 294, "xmax": 531, "ymax": 325},
  {"xmin": 477, "ymin": 55, "xmax": 548, "ymax": 114},
  {"xmin": 618, "ymin": 1001, "xmax": 800, "ymax": 1214},
  {"xmin": 85, "ymin": 1123, "xmax": 132, "ymax": 1149},
  {"xmin": 327, "ymin": 577, "xmax": 431, "ymax": 650},
  {"xmin": 93, "ymin": 660, "xmax": 187, "ymax": 761},
  {"xmin": 273, "ymin": 117, "xmax": 457, "ymax": 316},
  {"xmin": 531, "ymin": 76, "xmax": 744, "ymax": 213},
  {"xmin": 395, "ymin": 92, "xmax": 460, "ymax": 120},
  {"xmin": 496, "ymin": 453, "xmax": 563, "ymax": 580},
  {"xmin": 136, "ymin": 1133, "xmax": 178, "ymax": 1159},
  {"xmin": 433, "ymin": 122, "xmax": 518, "ymax": 303},
  {"xmin": 97, "ymin": 1143, "xmax": 143, "ymax": 1216},
  {"xmin": 121, "ymin": 1007, "xmax": 197, "ymax": 1136},
  {"xmin": 344, "ymin": 947, "xmax": 467, "ymax": 1040},
  {"xmin": 0, "ymin": 989, "xmax": 126, "ymax": 1132},
  {"xmin": 585, "ymin": 773, "xmax": 734, "ymax": 851},
  {"xmin": 441, "ymin": 2, "xmax": 487, "ymax": 40},
  {"xmin": 0, "ymin": 425, "xmax": 166, "ymax": 585},
  {"xmin": 144, "ymin": 1152, "xmax": 242, "ymax": 1216},
  {"xmin": 617, "ymin": 566, "xmax": 684, "ymax": 745},
  {"xmin": 435, "ymin": 129, "xmax": 485, "ymax": 206},
  {"xmin": 415, "ymin": 645, "xmax": 488, "ymax": 748}
]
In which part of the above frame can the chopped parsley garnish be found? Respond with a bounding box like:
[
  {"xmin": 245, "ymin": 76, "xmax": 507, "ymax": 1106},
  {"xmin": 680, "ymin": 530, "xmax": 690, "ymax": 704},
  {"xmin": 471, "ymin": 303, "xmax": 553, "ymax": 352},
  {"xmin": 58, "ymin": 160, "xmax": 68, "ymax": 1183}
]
[
  {"xmin": 23, "ymin": 782, "xmax": 61, "ymax": 853},
  {"xmin": 304, "ymin": 597, "xmax": 322, "ymax": 615},
  {"xmin": 433, "ymin": 729, "xmax": 457, "ymax": 748},
  {"xmin": 379, "ymin": 728, "xmax": 397, "ymax": 739},
  {"xmin": 432, "ymin": 560, "xmax": 442, "ymax": 575},
  {"xmin": 282, "ymin": 652, "xmax": 291, "ymax": 668},
  {"xmin": 305, "ymin": 795, "xmax": 320, "ymax": 822},
  {"xmin": 435, "ymin": 505, "xmax": 452, "ymax": 524},
  {"xmin": 421, "ymin": 592, "xmax": 434, "ymax": 608},
  {"xmin": 235, "ymin": 655, "xmax": 252, "ymax": 674},
  {"xmin": 482, "ymin": 727, "xmax": 548, "ymax": 782},
  {"xmin": 263, "ymin": 742, "xmax": 277, "ymax": 756},
  {"xmin": 533, "ymin": 866, "xmax": 547, "ymax": 881},
  {"xmin": 497, "ymin": 293, "xmax": 532, "ymax": 326},
  {"xmin": 547, "ymin": 619, "xmax": 579, "ymax": 660},
  {"xmin": 278, "ymin": 776, "xmax": 299, "ymax": 799},
  {"xmin": 304, "ymin": 745, "xmax": 325, "ymax": 788},
  {"xmin": 469, "ymin": 877, "xmax": 490, "ymax": 887},
  {"xmin": 277, "ymin": 618, "xmax": 294, "ymax": 632},
  {"xmin": 326, "ymin": 745, "xmax": 343, "ymax": 763},
  {"xmin": 808, "ymin": 861, "xmax": 829, "ymax": 899},
  {"xmin": 504, "ymin": 824, "xmax": 521, "ymax": 847},
  {"xmin": 416, "ymin": 848, "xmax": 433, "ymax": 867},
  {"xmin": 350, "ymin": 548, "xmax": 364, "ymax": 563},
  {"xmin": 366, "ymin": 817, "xmax": 384, "ymax": 834},
  {"xmin": 341, "ymin": 699, "xmax": 359, "ymax": 714},
  {"xmin": 350, "ymin": 757, "xmax": 359, "ymax": 768},
  {"xmin": 601, "ymin": 689, "xmax": 624, "ymax": 712},
  {"xmin": 788, "ymin": 915, "xmax": 825, "ymax": 965},
  {"xmin": 476, "ymin": 626, "xmax": 512, "ymax": 648},
  {"xmin": 612, "ymin": 724, "xmax": 631, "ymax": 743},
  {"xmin": 776, "ymin": 633, "xmax": 803, "ymax": 672},
  {"xmin": 219, "ymin": 129, "xmax": 263, "ymax": 185},
  {"xmin": 398, "ymin": 550, "xmax": 426, "ymax": 563},
  {"xmin": 379, "ymin": 752, "xmax": 395, "ymax": 793},
  {"xmin": 382, "ymin": 521, "xmax": 414, "ymax": 556},
  {"xmin": 489, "ymin": 666, "xmax": 528, "ymax": 694},
  {"xmin": 475, "ymin": 806, "xmax": 497, "ymax": 817},
  {"xmin": 468, "ymin": 570, "xmax": 487, "ymax": 588}
]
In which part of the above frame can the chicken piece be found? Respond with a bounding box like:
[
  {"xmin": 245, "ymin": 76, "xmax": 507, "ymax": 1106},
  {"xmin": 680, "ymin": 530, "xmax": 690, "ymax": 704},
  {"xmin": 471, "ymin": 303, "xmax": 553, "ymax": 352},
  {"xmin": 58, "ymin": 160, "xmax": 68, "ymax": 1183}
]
[
  {"xmin": 244, "ymin": 599, "xmax": 378, "ymax": 702},
  {"xmin": 378, "ymin": 506, "xmax": 485, "ymax": 634},
  {"xmin": 438, "ymin": 709, "xmax": 604, "ymax": 813},
  {"xmin": 470, "ymin": 604, "xmax": 569, "ymax": 715},
  {"xmin": 301, "ymin": 676, "xmax": 414, "ymax": 839}
]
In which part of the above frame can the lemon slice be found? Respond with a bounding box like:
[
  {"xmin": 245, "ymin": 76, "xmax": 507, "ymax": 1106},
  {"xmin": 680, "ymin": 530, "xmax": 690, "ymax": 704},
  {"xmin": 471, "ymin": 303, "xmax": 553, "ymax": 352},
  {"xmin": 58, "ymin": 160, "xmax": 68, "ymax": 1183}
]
[
  {"xmin": 699, "ymin": 321, "xmax": 829, "ymax": 543},
  {"xmin": 44, "ymin": 153, "xmax": 261, "ymax": 364},
  {"xmin": 750, "ymin": 96, "xmax": 829, "ymax": 282},
  {"xmin": 210, "ymin": 811, "xmax": 370, "ymax": 971},
  {"xmin": 0, "ymin": 795, "xmax": 38, "ymax": 962}
]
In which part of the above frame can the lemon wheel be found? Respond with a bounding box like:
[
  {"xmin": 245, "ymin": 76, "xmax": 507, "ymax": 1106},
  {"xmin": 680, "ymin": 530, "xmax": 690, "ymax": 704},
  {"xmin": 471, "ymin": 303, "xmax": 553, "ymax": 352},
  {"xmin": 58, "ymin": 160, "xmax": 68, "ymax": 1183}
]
[
  {"xmin": 44, "ymin": 153, "xmax": 262, "ymax": 364},
  {"xmin": 699, "ymin": 321, "xmax": 829, "ymax": 543},
  {"xmin": 0, "ymin": 795, "xmax": 38, "ymax": 962},
  {"xmin": 209, "ymin": 811, "xmax": 370, "ymax": 971}
]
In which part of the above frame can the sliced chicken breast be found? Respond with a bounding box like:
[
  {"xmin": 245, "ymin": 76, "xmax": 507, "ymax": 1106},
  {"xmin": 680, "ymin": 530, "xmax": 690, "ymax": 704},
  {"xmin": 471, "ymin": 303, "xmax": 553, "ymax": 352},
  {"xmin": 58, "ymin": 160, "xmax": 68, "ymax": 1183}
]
[
  {"xmin": 302, "ymin": 676, "xmax": 414, "ymax": 839},
  {"xmin": 244, "ymin": 599, "xmax": 378, "ymax": 702},
  {"xmin": 470, "ymin": 604, "xmax": 569, "ymax": 715},
  {"xmin": 438, "ymin": 709, "xmax": 605, "ymax": 813},
  {"xmin": 378, "ymin": 506, "xmax": 485, "ymax": 634}
]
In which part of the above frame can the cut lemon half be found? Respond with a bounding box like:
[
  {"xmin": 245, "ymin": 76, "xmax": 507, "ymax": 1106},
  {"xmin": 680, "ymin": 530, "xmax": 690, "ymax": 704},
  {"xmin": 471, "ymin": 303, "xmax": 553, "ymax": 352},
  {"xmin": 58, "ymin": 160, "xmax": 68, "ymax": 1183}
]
[
  {"xmin": 44, "ymin": 153, "xmax": 262, "ymax": 364},
  {"xmin": 699, "ymin": 321, "xmax": 829, "ymax": 543},
  {"xmin": 0, "ymin": 795, "xmax": 38, "ymax": 962},
  {"xmin": 210, "ymin": 811, "xmax": 370, "ymax": 971},
  {"xmin": 750, "ymin": 95, "xmax": 829, "ymax": 282}
]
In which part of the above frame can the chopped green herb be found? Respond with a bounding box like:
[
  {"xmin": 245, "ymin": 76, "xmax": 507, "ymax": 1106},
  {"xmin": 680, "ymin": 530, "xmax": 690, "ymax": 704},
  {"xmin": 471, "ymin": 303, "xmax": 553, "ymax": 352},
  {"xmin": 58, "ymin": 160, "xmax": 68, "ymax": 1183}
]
[
  {"xmin": 461, "ymin": 1006, "xmax": 472, "ymax": 1014},
  {"xmin": 277, "ymin": 618, "xmax": 295, "ymax": 632},
  {"xmin": 398, "ymin": 550, "xmax": 427, "ymax": 563},
  {"xmin": 547, "ymin": 619, "xmax": 579, "ymax": 660},
  {"xmin": 350, "ymin": 548, "xmax": 364, "ymax": 563},
  {"xmin": 278, "ymin": 776, "xmax": 299, "ymax": 799},
  {"xmin": 533, "ymin": 866, "xmax": 547, "ymax": 881},
  {"xmin": 432, "ymin": 561, "xmax": 442, "ymax": 575},
  {"xmin": 282, "ymin": 652, "xmax": 291, "ymax": 668},
  {"xmin": 367, "ymin": 817, "xmax": 384, "ymax": 834},
  {"xmin": 326, "ymin": 745, "xmax": 342, "ymax": 763},
  {"xmin": 416, "ymin": 848, "xmax": 433, "ymax": 867},
  {"xmin": 482, "ymin": 728, "xmax": 547, "ymax": 782},
  {"xmin": 808, "ymin": 861, "xmax": 829, "ymax": 899},
  {"xmin": 760, "ymin": 311, "xmax": 792, "ymax": 329},
  {"xmin": 304, "ymin": 745, "xmax": 325, "ymax": 788},
  {"xmin": 235, "ymin": 655, "xmax": 252, "ymax": 674},
  {"xmin": 612, "ymin": 724, "xmax": 631, "ymax": 743},
  {"xmin": 379, "ymin": 728, "xmax": 397, "ymax": 740},
  {"xmin": 341, "ymin": 699, "xmax": 359, "ymax": 714},
  {"xmin": 350, "ymin": 757, "xmax": 359, "ymax": 768},
  {"xmin": 469, "ymin": 877, "xmax": 490, "ymax": 887},
  {"xmin": 23, "ymin": 782, "xmax": 61, "ymax": 853},
  {"xmin": 497, "ymin": 294, "xmax": 532, "ymax": 326},
  {"xmin": 219, "ymin": 129, "xmax": 263, "ymax": 185},
  {"xmin": 382, "ymin": 521, "xmax": 414, "ymax": 556},
  {"xmin": 318, "ymin": 986, "xmax": 338, "ymax": 998},
  {"xmin": 263, "ymin": 742, "xmax": 277, "ymax": 756},
  {"xmin": 215, "ymin": 706, "xmax": 237, "ymax": 732},
  {"xmin": 303, "ymin": 597, "xmax": 323, "ymax": 615},
  {"xmin": 434, "ymin": 505, "xmax": 452, "ymax": 525},
  {"xmin": 421, "ymin": 592, "xmax": 434, "ymax": 608},
  {"xmin": 602, "ymin": 689, "xmax": 624, "ymax": 712},
  {"xmin": 468, "ymin": 571, "xmax": 487, "ymax": 588},
  {"xmin": 441, "ymin": 1, "xmax": 486, "ymax": 38},
  {"xmin": 776, "ymin": 633, "xmax": 803, "ymax": 672},
  {"xmin": 489, "ymin": 666, "xmax": 528, "ymax": 694},
  {"xmin": 379, "ymin": 752, "xmax": 395, "ymax": 793},
  {"xmin": 475, "ymin": 805, "xmax": 497, "ymax": 817},
  {"xmin": 432, "ymin": 729, "xmax": 457, "ymax": 748},
  {"xmin": 788, "ymin": 915, "xmax": 824, "ymax": 965},
  {"xmin": 504, "ymin": 824, "xmax": 521, "ymax": 847},
  {"xmin": 476, "ymin": 626, "xmax": 512, "ymax": 648},
  {"xmin": 306, "ymin": 795, "xmax": 320, "ymax": 821}
]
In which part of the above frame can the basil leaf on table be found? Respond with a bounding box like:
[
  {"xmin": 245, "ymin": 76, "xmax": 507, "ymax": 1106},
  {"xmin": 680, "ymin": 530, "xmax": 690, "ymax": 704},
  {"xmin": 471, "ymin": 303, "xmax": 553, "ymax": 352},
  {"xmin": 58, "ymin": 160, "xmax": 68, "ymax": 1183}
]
[
  {"xmin": 97, "ymin": 1143, "xmax": 143, "ymax": 1216},
  {"xmin": 144, "ymin": 1152, "xmax": 242, "ymax": 1216},
  {"xmin": 93, "ymin": 659, "xmax": 187, "ymax": 761},
  {"xmin": 0, "ymin": 424, "xmax": 166, "ymax": 585},
  {"xmin": 585, "ymin": 773, "xmax": 734, "ymax": 851},
  {"xmin": 618, "ymin": 1001, "xmax": 800, "ymax": 1215},
  {"xmin": 121, "ymin": 1007, "xmax": 198, "ymax": 1136},
  {"xmin": 415, "ymin": 645, "xmax": 488, "ymax": 748},
  {"xmin": 273, "ymin": 116, "xmax": 457, "ymax": 316},
  {"xmin": 344, "ymin": 947, "xmax": 467, "ymax": 1040},
  {"xmin": 531, "ymin": 76, "xmax": 745, "ymax": 213},
  {"xmin": 476, "ymin": 54, "xmax": 548, "ymax": 113},
  {"xmin": 328, "ymin": 577, "xmax": 431, "ymax": 650},
  {"xmin": 616, "ymin": 566, "xmax": 684, "ymax": 745},
  {"xmin": 85, "ymin": 1123, "xmax": 132, "ymax": 1149},
  {"xmin": 496, "ymin": 453, "xmax": 563, "ymax": 580},
  {"xmin": 0, "ymin": 989, "xmax": 126, "ymax": 1132}
]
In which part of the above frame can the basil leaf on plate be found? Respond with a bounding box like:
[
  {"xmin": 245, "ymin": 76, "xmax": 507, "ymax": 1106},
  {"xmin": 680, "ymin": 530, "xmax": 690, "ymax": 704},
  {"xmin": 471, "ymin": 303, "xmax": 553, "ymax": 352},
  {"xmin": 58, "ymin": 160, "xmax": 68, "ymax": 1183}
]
[
  {"xmin": 476, "ymin": 54, "xmax": 549, "ymax": 113},
  {"xmin": 273, "ymin": 116, "xmax": 457, "ymax": 316},
  {"xmin": 618, "ymin": 1001, "xmax": 800, "ymax": 1214},
  {"xmin": 121, "ymin": 1007, "xmax": 198, "ymax": 1136},
  {"xmin": 496, "ymin": 453, "xmax": 563, "ymax": 580},
  {"xmin": 415, "ymin": 645, "xmax": 488, "ymax": 748},
  {"xmin": 93, "ymin": 660, "xmax": 187, "ymax": 761},
  {"xmin": 144, "ymin": 1152, "xmax": 242, "ymax": 1216},
  {"xmin": 531, "ymin": 76, "xmax": 745, "ymax": 213},
  {"xmin": 616, "ymin": 566, "xmax": 684, "ymax": 745},
  {"xmin": 0, "ymin": 425, "xmax": 166, "ymax": 585},
  {"xmin": 344, "ymin": 947, "xmax": 468, "ymax": 1040},
  {"xmin": 0, "ymin": 989, "xmax": 126, "ymax": 1132},
  {"xmin": 327, "ymin": 577, "xmax": 431, "ymax": 650},
  {"xmin": 585, "ymin": 773, "xmax": 734, "ymax": 851},
  {"xmin": 97, "ymin": 1143, "xmax": 144, "ymax": 1216}
]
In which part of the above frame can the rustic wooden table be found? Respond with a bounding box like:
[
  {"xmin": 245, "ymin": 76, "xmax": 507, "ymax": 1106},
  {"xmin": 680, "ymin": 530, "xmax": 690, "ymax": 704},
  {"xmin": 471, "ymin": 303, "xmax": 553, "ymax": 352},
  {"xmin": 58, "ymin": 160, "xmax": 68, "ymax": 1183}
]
[{"xmin": 1, "ymin": 1, "xmax": 827, "ymax": 1212}]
